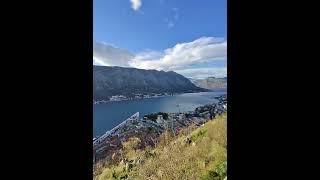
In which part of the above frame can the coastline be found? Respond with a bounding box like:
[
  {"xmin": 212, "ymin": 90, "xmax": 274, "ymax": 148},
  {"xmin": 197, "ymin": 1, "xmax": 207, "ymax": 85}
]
[
  {"xmin": 93, "ymin": 94, "xmax": 227, "ymax": 163},
  {"xmin": 93, "ymin": 94, "xmax": 227, "ymax": 141},
  {"xmin": 93, "ymin": 89, "xmax": 226, "ymax": 104},
  {"xmin": 93, "ymin": 93, "xmax": 175, "ymax": 104},
  {"xmin": 93, "ymin": 91, "xmax": 204, "ymax": 104}
]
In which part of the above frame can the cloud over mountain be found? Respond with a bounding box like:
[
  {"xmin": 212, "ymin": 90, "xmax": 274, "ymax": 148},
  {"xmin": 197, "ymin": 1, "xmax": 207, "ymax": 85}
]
[
  {"xmin": 130, "ymin": 37, "xmax": 226, "ymax": 70},
  {"xmin": 93, "ymin": 41, "xmax": 134, "ymax": 67},
  {"xmin": 93, "ymin": 37, "xmax": 227, "ymax": 78},
  {"xmin": 175, "ymin": 67, "xmax": 227, "ymax": 79}
]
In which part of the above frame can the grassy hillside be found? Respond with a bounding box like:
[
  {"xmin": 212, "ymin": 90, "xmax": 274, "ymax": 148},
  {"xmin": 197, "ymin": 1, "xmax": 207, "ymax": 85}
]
[{"xmin": 94, "ymin": 113, "xmax": 227, "ymax": 180}]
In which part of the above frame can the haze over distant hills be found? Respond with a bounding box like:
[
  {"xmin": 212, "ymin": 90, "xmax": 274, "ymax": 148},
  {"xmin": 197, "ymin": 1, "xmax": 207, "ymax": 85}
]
[
  {"xmin": 190, "ymin": 77, "xmax": 227, "ymax": 89},
  {"xmin": 93, "ymin": 66, "xmax": 208, "ymax": 100}
]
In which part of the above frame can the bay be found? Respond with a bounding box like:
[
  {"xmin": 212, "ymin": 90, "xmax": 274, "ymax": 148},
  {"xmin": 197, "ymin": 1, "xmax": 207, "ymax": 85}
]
[{"xmin": 93, "ymin": 89, "xmax": 226, "ymax": 137}]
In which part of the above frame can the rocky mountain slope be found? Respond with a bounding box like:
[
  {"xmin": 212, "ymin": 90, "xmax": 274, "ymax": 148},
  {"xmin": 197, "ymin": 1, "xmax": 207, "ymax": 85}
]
[
  {"xmin": 191, "ymin": 77, "xmax": 227, "ymax": 89},
  {"xmin": 93, "ymin": 66, "xmax": 208, "ymax": 100}
]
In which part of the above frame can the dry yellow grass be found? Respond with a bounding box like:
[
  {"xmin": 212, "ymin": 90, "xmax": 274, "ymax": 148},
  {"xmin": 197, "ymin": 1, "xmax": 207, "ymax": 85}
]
[{"xmin": 94, "ymin": 113, "xmax": 227, "ymax": 180}]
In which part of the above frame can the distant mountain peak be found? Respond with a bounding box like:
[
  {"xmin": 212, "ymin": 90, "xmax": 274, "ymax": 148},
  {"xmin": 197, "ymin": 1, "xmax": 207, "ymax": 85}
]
[{"xmin": 191, "ymin": 76, "xmax": 227, "ymax": 89}]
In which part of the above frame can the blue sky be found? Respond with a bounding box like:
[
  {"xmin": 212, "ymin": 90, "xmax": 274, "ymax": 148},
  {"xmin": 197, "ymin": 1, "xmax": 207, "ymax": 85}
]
[{"xmin": 93, "ymin": 0, "xmax": 227, "ymax": 78}]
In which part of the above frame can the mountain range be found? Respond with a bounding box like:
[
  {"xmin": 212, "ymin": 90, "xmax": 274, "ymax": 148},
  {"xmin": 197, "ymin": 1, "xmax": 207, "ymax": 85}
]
[
  {"xmin": 93, "ymin": 66, "xmax": 208, "ymax": 100},
  {"xmin": 190, "ymin": 77, "xmax": 227, "ymax": 89}
]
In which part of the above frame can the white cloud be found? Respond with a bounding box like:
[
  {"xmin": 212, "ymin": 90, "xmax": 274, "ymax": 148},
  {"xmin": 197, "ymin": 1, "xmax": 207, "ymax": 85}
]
[
  {"xmin": 130, "ymin": 0, "xmax": 142, "ymax": 11},
  {"xmin": 93, "ymin": 41, "xmax": 134, "ymax": 67},
  {"xmin": 93, "ymin": 56, "xmax": 109, "ymax": 66},
  {"xmin": 129, "ymin": 37, "xmax": 227, "ymax": 70},
  {"xmin": 175, "ymin": 67, "xmax": 227, "ymax": 79},
  {"xmin": 132, "ymin": 50, "xmax": 163, "ymax": 61},
  {"xmin": 93, "ymin": 36, "xmax": 227, "ymax": 78}
]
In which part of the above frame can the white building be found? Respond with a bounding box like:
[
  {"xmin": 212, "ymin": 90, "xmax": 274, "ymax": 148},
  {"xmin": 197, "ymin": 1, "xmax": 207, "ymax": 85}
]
[
  {"xmin": 178, "ymin": 113, "xmax": 185, "ymax": 120},
  {"xmin": 156, "ymin": 114, "xmax": 163, "ymax": 123}
]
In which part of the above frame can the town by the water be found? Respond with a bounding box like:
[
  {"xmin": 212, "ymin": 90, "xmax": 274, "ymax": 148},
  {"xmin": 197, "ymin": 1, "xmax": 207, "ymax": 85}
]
[
  {"xmin": 93, "ymin": 94, "xmax": 227, "ymax": 164},
  {"xmin": 93, "ymin": 92, "xmax": 180, "ymax": 104}
]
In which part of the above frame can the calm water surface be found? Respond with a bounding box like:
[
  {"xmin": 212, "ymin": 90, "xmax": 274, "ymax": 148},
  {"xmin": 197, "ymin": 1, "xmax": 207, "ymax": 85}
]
[{"xmin": 93, "ymin": 89, "xmax": 226, "ymax": 137}]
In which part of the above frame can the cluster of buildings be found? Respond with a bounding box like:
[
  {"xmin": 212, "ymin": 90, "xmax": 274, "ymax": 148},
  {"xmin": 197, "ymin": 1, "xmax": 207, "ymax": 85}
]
[
  {"xmin": 109, "ymin": 95, "xmax": 127, "ymax": 101},
  {"xmin": 93, "ymin": 95, "xmax": 227, "ymax": 164},
  {"xmin": 128, "ymin": 92, "xmax": 175, "ymax": 100},
  {"xmin": 94, "ymin": 93, "xmax": 178, "ymax": 104}
]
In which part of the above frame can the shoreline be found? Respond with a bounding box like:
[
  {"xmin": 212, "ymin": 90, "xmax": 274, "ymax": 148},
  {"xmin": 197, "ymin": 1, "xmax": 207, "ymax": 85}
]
[
  {"xmin": 93, "ymin": 90, "xmax": 225, "ymax": 104},
  {"xmin": 93, "ymin": 94, "xmax": 227, "ymax": 141},
  {"xmin": 93, "ymin": 94, "xmax": 227, "ymax": 163},
  {"xmin": 93, "ymin": 93, "xmax": 175, "ymax": 104}
]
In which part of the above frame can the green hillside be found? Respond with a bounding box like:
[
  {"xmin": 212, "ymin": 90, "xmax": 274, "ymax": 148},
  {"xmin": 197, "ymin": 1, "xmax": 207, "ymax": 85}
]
[{"xmin": 94, "ymin": 113, "xmax": 227, "ymax": 180}]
